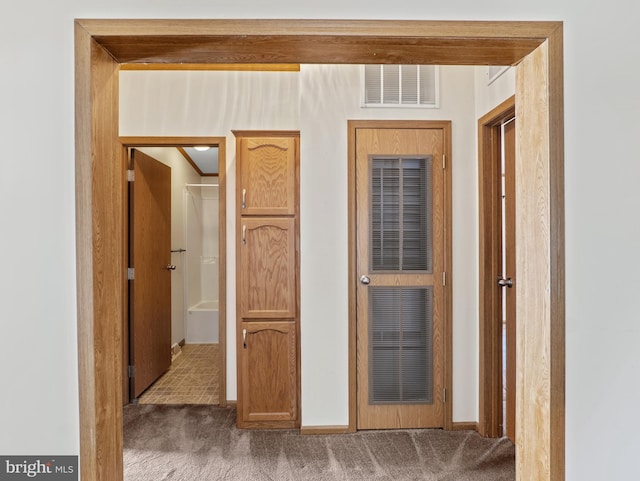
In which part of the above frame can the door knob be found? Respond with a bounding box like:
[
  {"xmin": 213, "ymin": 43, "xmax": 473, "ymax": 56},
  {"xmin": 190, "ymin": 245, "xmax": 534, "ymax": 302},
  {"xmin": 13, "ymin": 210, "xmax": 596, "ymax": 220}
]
[
  {"xmin": 360, "ymin": 275, "xmax": 371, "ymax": 285},
  {"xmin": 497, "ymin": 276, "xmax": 513, "ymax": 288},
  {"xmin": 166, "ymin": 264, "xmax": 177, "ymax": 271}
]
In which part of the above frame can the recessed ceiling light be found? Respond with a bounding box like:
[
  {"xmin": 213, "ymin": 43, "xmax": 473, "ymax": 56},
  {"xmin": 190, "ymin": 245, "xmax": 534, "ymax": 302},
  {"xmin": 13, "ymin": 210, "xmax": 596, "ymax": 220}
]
[{"xmin": 193, "ymin": 146, "xmax": 211, "ymax": 152}]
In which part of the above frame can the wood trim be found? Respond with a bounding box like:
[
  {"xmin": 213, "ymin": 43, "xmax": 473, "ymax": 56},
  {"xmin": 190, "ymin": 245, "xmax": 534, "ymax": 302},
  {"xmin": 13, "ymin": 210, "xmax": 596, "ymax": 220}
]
[
  {"xmin": 347, "ymin": 122, "xmax": 357, "ymax": 434},
  {"xmin": 176, "ymin": 146, "xmax": 221, "ymax": 177},
  {"xmin": 75, "ymin": 19, "xmax": 564, "ymax": 481},
  {"xmin": 347, "ymin": 120, "xmax": 453, "ymax": 431},
  {"xmin": 118, "ymin": 136, "xmax": 227, "ymax": 407},
  {"xmin": 176, "ymin": 147, "xmax": 204, "ymax": 176},
  {"xmin": 477, "ymin": 95, "xmax": 516, "ymax": 438},
  {"xmin": 120, "ymin": 63, "xmax": 300, "ymax": 71},
  {"xmin": 232, "ymin": 130, "xmax": 300, "ymax": 138},
  {"xmin": 76, "ymin": 19, "xmax": 554, "ymax": 66},
  {"xmin": 443, "ymin": 121, "xmax": 453, "ymax": 432},
  {"xmin": 451, "ymin": 422, "xmax": 478, "ymax": 432},
  {"xmin": 300, "ymin": 425, "xmax": 351, "ymax": 435},
  {"xmin": 516, "ymin": 32, "xmax": 565, "ymax": 481},
  {"xmin": 118, "ymin": 136, "xmax": 224, "ymax": 146},
  {"xmin": 75, "ymin": 22, "xmax": 123, "ymax": 481},
  {"xmin": 218, "ymin": 140, "xmax": 227, "ymax": 408}
]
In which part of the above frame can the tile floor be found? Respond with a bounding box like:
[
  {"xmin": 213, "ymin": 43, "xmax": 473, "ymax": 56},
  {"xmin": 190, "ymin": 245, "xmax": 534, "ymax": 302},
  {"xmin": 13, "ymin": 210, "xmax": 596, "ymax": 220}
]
[{"xmin": 138, "ymin": 344, "xmax": 219, "ymax": 405}]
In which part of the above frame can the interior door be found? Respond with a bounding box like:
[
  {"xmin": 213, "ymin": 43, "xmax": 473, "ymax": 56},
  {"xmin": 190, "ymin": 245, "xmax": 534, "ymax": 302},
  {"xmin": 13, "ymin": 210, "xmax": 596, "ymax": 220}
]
[
  {"xmin": 129, "ymin": 149, "xmax": 172, "ymax": 399},
  {"xmin": 502, "ymin": 118, "xmax": 517, "ymax": 443},
  {"xmin": 356, "ymin": 125, "xmax": 447, "ymax": 429}
]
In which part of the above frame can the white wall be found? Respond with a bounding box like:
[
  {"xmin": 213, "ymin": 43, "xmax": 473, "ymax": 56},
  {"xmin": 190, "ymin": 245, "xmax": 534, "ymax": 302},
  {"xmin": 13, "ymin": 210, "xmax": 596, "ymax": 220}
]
[
  {"xmin": 474, "ymin": 66, "xmax": 515, "ymax": 118},
  {"xmin": 298, "ymin": 64, "xmax": 478, "ymax": 424},
  {"xmin": 121, "ymin": 70, "xmax": 300, "ymax": 399},
  {"xmin": 123, "ymin": 65, "xmax": 478, "ymax": 423},
  {"xmin": 136, "ymin": 147, "xmax": 201, "ymax": 346},
  {"xmin": 2, "ymin": 3, "xmax": 640, "ymax": 480}
]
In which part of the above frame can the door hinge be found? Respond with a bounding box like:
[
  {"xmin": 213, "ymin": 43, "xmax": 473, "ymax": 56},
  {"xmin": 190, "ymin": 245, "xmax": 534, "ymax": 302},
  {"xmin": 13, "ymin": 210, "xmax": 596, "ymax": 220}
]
[
  {"xmin": 442, "ymin": 154, "xmax": 446, "ymax": 170},
  {"xmin": 128, "ymin": 267, "xmax": 135, "ymax": 280},
  {"xmin": 443, "ymin": 388, "xmax": 447, "ymax": 403},
  {"xmin": 442, "ymin": 272, "xmax": 446, "ymax": 286},
  {"xmin": 127, "ymin": 169, "xmax": 135, "ymax": 182},
  {"xmin": 128, "ymin": 365, "xmax": 135, "ymax": 378}
]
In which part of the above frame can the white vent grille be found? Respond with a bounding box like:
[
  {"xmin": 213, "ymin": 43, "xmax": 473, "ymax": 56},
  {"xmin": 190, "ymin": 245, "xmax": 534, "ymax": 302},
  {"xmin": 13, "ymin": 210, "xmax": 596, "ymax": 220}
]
[{"xmin": 363, "ymin": 65, "xmax": 439, "ymax": 108}]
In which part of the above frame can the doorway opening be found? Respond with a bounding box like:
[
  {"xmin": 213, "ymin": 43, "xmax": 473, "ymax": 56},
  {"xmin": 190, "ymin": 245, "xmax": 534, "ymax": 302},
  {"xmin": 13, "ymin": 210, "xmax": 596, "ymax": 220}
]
[
  {"xmin": 477, "ymin": 96, "xmax": 518, "ymax": 440},
  {"xmin": 121, "ymin": 138, "xmax": 227, "ymax": 408},
  {"xmin": 75, "ymin": 19, "xmax": 564, "ymax": 481}
]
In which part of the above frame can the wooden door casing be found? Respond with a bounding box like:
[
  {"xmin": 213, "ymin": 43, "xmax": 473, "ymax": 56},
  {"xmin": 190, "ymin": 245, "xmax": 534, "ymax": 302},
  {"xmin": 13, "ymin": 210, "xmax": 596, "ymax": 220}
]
[
  {"xmin": 355, "ymin": 124, "xmax": 448, "ymax": 430},
  {"xmin": 240, "ymin": 217, "xmax": 296, "ymax": 319},
  {"xmin": 129, "ymin": 149, "xmax": 172, "ymax": 399},
  {"xmin": 237, "ymin": 135, "xmax": 297, "ymax": 216},
  {"xmin": 503, "ymin": 118, "xmax": 517, "ymax": 443},
  {"xmin": 239, "ymin": 321, "xmax": 298, "ymax": 428}
]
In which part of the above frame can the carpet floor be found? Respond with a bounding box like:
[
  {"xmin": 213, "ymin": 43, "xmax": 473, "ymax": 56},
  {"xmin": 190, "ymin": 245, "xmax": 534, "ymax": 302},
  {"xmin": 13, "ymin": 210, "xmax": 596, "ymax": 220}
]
[{"xmin": 124, "ymin": 405, "xmax": 515, "ymax": 481}]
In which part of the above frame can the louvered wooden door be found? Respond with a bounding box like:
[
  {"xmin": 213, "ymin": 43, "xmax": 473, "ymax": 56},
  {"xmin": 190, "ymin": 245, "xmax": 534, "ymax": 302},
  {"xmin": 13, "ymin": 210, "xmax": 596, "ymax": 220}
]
[
  {"xmin": 355, "ymin": 125, "xmax": 447, "ymax": 429},
  {"xmin": 235, "ymin": 131, "xmax": 300, "ymax": 429}
]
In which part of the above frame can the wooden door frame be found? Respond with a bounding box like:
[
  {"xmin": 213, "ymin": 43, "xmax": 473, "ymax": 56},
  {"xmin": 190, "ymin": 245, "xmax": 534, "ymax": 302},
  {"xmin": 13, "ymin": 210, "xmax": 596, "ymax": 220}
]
[
  {"xmin": 348, "ymin": 119, "xmax": 453, "ymax": 430},
  {"xmin": 75, "ymin": 19, "xmax": 564, "ymax": 481},
  {"xmin": 477, "ymin": 96, "xmax": 516, "ymax": 437},
  {"xmin": 119, "ymin": 137, "xmax": 227, "ymax": 407}
]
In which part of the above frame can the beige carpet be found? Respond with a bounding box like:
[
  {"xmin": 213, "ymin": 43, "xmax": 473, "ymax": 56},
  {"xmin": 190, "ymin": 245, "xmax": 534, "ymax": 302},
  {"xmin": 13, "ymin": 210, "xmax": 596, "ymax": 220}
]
[{"xmin": 124, "ymin": 405, "xmax": 515, "ymax": 481}]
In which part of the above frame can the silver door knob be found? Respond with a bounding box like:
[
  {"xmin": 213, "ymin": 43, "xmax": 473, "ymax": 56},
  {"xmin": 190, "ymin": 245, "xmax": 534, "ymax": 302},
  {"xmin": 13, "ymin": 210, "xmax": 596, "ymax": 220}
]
[
  {"xmin": 360, "ymin": 275, "xmax": 371, "ymax": 285},
  {"xmin": 497, "ymin": 276, "xmax": 513, "ymax": 288},
  {"xmin": 166, "ymin": 264, "xmax": 177, "ymax": 271}
]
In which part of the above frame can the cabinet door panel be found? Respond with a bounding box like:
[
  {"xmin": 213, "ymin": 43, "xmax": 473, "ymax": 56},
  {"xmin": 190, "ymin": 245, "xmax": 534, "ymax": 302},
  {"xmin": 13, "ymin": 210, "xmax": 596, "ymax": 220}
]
[
  {"xmin": 240, "ymin": 217, "xmax": 296, "ymax": 319},
  {"xmin": 240, "ymin": 321, "xmax": 297, "ymax": 426},
  {"xmin": 238, "ymin": 137, "xmax": 296, "ymax": 215}
]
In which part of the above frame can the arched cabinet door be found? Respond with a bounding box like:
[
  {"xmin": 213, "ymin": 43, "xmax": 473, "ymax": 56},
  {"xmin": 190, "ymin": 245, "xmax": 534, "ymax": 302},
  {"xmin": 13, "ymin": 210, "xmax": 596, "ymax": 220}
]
[
  {"xmin": 238, "ymin": 321, "xmax": 297, "ymax": 428},
  {"xmin": 239, "ymin": 217, "xmax": 296, "ymax": 319},
  {"xmin": 237, "ymin": 136, "xmax": 297, "ymax": 216}
]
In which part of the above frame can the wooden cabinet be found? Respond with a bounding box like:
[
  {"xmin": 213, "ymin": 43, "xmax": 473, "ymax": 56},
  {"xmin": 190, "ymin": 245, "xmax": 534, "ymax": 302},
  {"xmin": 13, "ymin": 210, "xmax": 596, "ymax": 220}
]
[
  {"xmin": 240, "ymin": 322, "xmax": 297, "ymax": 427},
  {"xmin": 240, "ymin": 217, "xmax": 296, "ymax": 319},
  {"xmin": 237, "ymin": 136, "xmax": 297, "ymax": 215},
  {"xmin": 235, "ymin": 131, "xmax": 300, "ymax": 429}
]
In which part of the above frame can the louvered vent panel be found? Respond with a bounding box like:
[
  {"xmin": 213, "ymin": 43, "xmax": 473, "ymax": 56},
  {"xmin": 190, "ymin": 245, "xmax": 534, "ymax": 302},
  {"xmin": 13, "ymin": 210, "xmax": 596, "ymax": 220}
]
[
  {"xmin": 401, "ymin": 65, "xmax": 419, "ymax": 104},
  {"xmin": 370, "ymin": 157, "xmax": 432, "ymax": 272},
  {"xmin": 369, "ymin": 287, "xmax": 433, "ymax": 404},
  {"xmin": 363, "ymin": 65, "xmax": 438, "ymax": 107},
  {"xmin": 382, "ymin": 65, "xmax": 400, "ymax": 104},
  {"xmin": 364, "ymin": 65, "xmax": 381, "ymax": 104}
]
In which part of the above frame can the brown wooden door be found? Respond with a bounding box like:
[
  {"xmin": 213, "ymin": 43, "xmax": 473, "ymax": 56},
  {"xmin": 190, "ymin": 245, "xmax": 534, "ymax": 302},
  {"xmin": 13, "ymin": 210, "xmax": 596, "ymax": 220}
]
[
  {"xmin": 237, "ymin": 136, "xmax": 297, "ymax": 216},
  {"xmin": 355, "ymin": 125, "xmax": 447, "ymax": 429},
  {"xmin": 239, "ymin": 321, "xmax": 297, "ymax": 427},
  {"xmin": 503, "ymin": 119, "xmax": 517, "ymax": 443},
  {"xmin": 129, "ymin": 149, "xmax": 172, "ymax": 399},
  {"xmin": 239, "ymin": 217, "xmax": 296, "ymax": 319}
]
